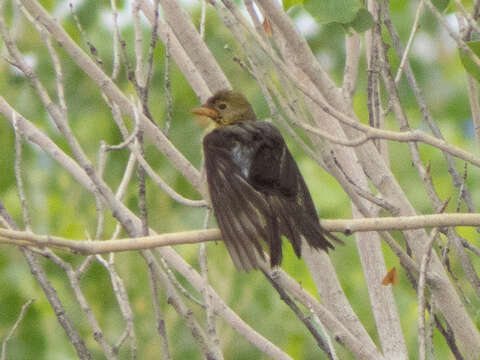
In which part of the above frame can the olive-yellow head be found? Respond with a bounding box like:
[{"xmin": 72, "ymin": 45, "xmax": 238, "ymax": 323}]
[{"xmin": 190, "ymin": 90, "xmax": 256, "ymax": 127}]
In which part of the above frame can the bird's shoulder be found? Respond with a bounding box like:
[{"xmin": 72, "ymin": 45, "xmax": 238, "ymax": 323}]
[{"xmin": 203, "ymin": 121, "xmax": 283, "ymax": 149}]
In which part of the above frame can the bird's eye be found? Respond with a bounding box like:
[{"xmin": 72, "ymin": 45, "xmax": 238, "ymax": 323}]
[{"xmin": 218, "ymin": 103, "xmax": 227, "ymax": 110}]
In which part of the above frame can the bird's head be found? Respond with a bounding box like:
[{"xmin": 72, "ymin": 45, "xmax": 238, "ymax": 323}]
[{"xmin": 191, "ymin": 90, "xmax": 256, "ymax": 127}]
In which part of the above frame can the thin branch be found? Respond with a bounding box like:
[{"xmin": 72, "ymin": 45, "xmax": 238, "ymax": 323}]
[
  {"xmin": 381, "ymin": 2, "xmax": 477, "ymax": 214},
  {"xmin": 418, "ymin": 229, "xmax": 439, "ymax": 360},
  {"xmin": 142, "ymin": 251, "xmax": 221, "ymax": 360},
  {"xmin": 1, "ymin": 299, "xmax": 34, "ymax": 360},
  {"xmin": 159, "ymin": 257, "xmax": 205, "ymax": 308},
  {"xmin": 145, "ymin": 256, "xmax": 171, "ymax": 359},
  {"xmin": 424, "ymin": 0, "xmax": 480, "ymax": 69},
  {"xmin": 263, "ymin": 271, "xmax": 334, "ymax": 359},
  {"xmin": 394, "ymin": 0, "xmax": 424, "ymax": 84},
  {"xmin": 69, "ymin": 1, "xmax": 103, "ymax": 66},
  {"xmin": 163, "ymin": 32, "xmax": 172, "ymax": 137},
  {"xmin": 95, "ymin": 255, "xmax": 138, "ymax": 358},
  {"xmin": 21, "ymin": 247, "xmax": 93, "ymax": 359},
  {"xmin": 13, "ymin": 112, "xmax": 31, "ymax": 231},
  {"xmin": 466, "ymin": 75, "xmax": 480, "ymax": 143},
  {"xmin": 145, "ymin": 0, "xmax": 160, "ymax": 94},
  {"xmin": 293, "ymin": 113, "xmax": 480, "ymax": 169},
  {"xmin": 19, "ymin": 0, "xmax": 203, "ymax": 191},
  {"xmin": 109, "ymin": 0, "xmax": 121, "ymax": 79},
  {"xmin": 41, "ymin": 250, "xmax": 116, "ymax": 359}
]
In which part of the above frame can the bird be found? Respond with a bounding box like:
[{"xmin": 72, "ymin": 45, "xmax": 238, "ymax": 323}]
[{"xmin": 191, "ymin": 90, "xmax": 342, "ymax": 272}]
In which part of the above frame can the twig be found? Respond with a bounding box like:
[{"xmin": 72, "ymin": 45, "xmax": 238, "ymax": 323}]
[
  {"xmin": 464, "ymin": 0, "xmax": 480, "ymax": 41},
  {"xmin": 142, "ymin": 251, "xmax": 221, "ymax": 360},
  {"xmin": 95, "ymin": 143, "xmax": 107, "ymax": 240},
  {"xmin": 41, "ymin": 250, "xmax": 116, "ymax": 359},
  {"xmin": 1, "ymin": 299, "xmax": 34, "ymax": 360},
  {"xmin": 199, "ymin": 0, "xmax": 207, "ymax": 39},
  {"xmin": 145, "ymin": 256, "xmax": 171, "ymax": 359},
  {"xmin": 0, "ymin": 199, "xmax": 93, "ymax": 360},
  {"xmin": 309, "ymin": 307, "xmax": 338, "ymax": 360},
  {"xmin": 132, "ymin": 0, "xmax": 145, "ymax": 88},
  {"xmin": 418, "ymin": 228, "xmax": 439, "ymax": 360},
  {"xmin": 452, "ymin": 0, "xmax": 480, "ymax": 36},
  {"xmin": 461, "ymin": 237, "xmax": 480, "ymax": 258},
  {"xmin": 159, "ymin": 256, "xmax": 205, "ymax": 308},
  {"xmin": 19, "ymin": 0, "xmax": 203, "ymax": 191},
  {"xmin": 394, "ymin": 0, "xmax": 424, "ymax": 84},
  {"xmin": 129, "ymin": 104, "xmax": 208, "ymax": 207},
  {"xmin": 69, "ymin": 1, "xmax": 103, "ymax": 66},
  {"xmin": 261, "ymin": 266, "xmax": 383, "ymax": 359},
  {"xmin": 103, "ymin": 109, "xmax": 141, "ymax": 151},
  {"xmin": 157, "ymin": 248, "xmax": 293, "ymax": 360},
  {"xmin": 263, "ymin": 271, "xmax": 333, "ymax": 359},
  {"xmin": 199, "ymin": 210, "xmax": 223, "ymax": 358},
  {"xmin": 381, "ymin": 3, "xmax": 477, "ymax": 214},
  {"xmin": 424, "ymin": 0, "xmax": 480, "ymax": 69},
  {"xmin": 145, "ymin": 0, "xmax": 160, "ymax": 94},
  {"xmin": 164, "ymin": 32, "xmax": 172, "ymax": 137},
  {"xmin": 95, "ymin": 255, "xmax": 138, "ymax": 358},
  {"xmin": 13, "ymin": 112, "xmax": 31, "ymax": 231},
  {"xmin": 293, "ymin": 117, "xmax": 480, "ymax": 169},
  {"xmin": 109, "ymin": 0, "xmax": 121, "ymax": 79},
  {"xmin": 18, "ymin": 3, "xmax": 68, "ymax": 115},
  {"xmin": 21, "ymin": 247, "xmax": 93, "ymax": 359},
  {"xmin": 466, "ymin": 75, "xmax": 480, "ymax": 143},
  {"xmin": 136, "ymin": 127, "xmax": 149, "ymax": 237},
  {"xmin": 332, "ymin": 152, "xmax": 399, "ymax": 215}
]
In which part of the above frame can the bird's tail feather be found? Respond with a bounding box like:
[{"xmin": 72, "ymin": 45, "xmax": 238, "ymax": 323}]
[{"xmin": 270, "ymin": 196, "xmax": 342, "ymax": 260}]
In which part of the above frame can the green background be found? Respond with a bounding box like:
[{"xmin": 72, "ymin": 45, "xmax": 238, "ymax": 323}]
[{"xmin": 0, "ymin": 0, "xmax": 479, "ymax": 358}]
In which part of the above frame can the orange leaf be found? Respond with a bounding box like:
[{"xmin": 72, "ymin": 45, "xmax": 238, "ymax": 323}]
[
  {"xmin": 263, "ymin": 18, "xmax": 273, "ymax": 37},
  {"xmin": 381, "ymin": 267, "xmax": 398, "ymax": 286}
]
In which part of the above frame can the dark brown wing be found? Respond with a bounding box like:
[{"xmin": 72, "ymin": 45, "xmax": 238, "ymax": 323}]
[
  {"xmin": 246, "ymin": 123, "xmax": 340, "ymax": 262},
  {"xmin": 203, "ymin": 126, "xmax": 271, "ymax": 271},
  {"xmin": 204, "ymin": 122, "xmax": 340, "ymax": 271}
]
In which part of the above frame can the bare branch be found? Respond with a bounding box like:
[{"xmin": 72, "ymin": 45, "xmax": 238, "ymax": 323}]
[
  {"xmin": 2, "ymin": 213, "xmax": 480, "ymax": 253},
  {"xmin": 1, "ymin": 299, "xmax": 34, "ymax": 360},
  {"xmin": 418, "ymin": 229, "xmax": 439, "ymax": 360}
]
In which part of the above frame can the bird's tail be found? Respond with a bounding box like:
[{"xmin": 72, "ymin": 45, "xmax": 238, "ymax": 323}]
[{"xmin": 269, "ymin": 196, "xmax": 343, "ymax": 264}]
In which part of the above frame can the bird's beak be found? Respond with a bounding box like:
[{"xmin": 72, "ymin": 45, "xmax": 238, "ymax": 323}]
[{"xmin": 190, "ymin": 105, "xmax": 218, "ymax": 120}]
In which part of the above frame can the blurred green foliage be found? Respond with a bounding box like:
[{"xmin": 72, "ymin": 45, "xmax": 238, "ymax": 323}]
[{"xmin": 0, "ymin": 1, "xmax": 479, "ymax": 359}]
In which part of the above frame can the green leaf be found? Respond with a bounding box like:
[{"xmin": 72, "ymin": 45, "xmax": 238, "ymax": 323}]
[
  {"xmin": 284, "ymin": 0, "xmax": 304, "ymax": 10},
  {"xmin": 459, "ymin": 41, "xmax": 480, "ymax": 82},
  {"xmin": 432, "ymin": 0, "xmax": 450, "ymax": 11},
  {"xmin": 304, "ymin": 0, "xmax": 361, "ymax": 24},
  {"xmin": 347, "ymin": 8, "xmax": 374, "ymax": 33}
]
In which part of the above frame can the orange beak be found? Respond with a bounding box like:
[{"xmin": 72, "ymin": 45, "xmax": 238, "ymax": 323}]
[{"xmin": 190, "ymin": 106, "xmax": 218, "ymax": 120}]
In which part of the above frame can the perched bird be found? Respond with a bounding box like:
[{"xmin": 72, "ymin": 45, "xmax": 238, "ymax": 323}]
[{"xmin": 191, "ymin": 90, "xmax": 342, "ymax": 272}]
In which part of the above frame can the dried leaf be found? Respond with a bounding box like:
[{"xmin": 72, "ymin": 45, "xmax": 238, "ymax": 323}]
[
  {"xmin": 263, "ymin": 18, "xmax": 273, "ymax": 37},
  {"xmin": 381, "ymin": 267, "xmax": 398, "ymax": 286}
]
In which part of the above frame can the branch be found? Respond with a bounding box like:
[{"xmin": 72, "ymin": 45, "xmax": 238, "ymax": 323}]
[
  {"xmin": 1, "ymin": 299, "xmax": 34, "ymax": 360},
  {"xmin": 19, "ymin": 0, "xmax": 203, "ymax": 192},
  {"xmin": 294, "ymin": 119, "xmax": 480, "ymax": 169},
  {"xmin": 1, "ymin": 214, "xmax": 480, "ymax": 254}
]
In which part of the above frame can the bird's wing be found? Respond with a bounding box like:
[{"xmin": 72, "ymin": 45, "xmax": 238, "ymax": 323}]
[
  {"xmin": 204, "ymin": 122, "xmax": 340, "ymax": 270},
  {"xmin": 245, "ymin": 122, "xmax": 340, "ymax": 261},
  {"xmin": 203, "ymin": 127, "xmax": 271, "ymax": 271}
]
